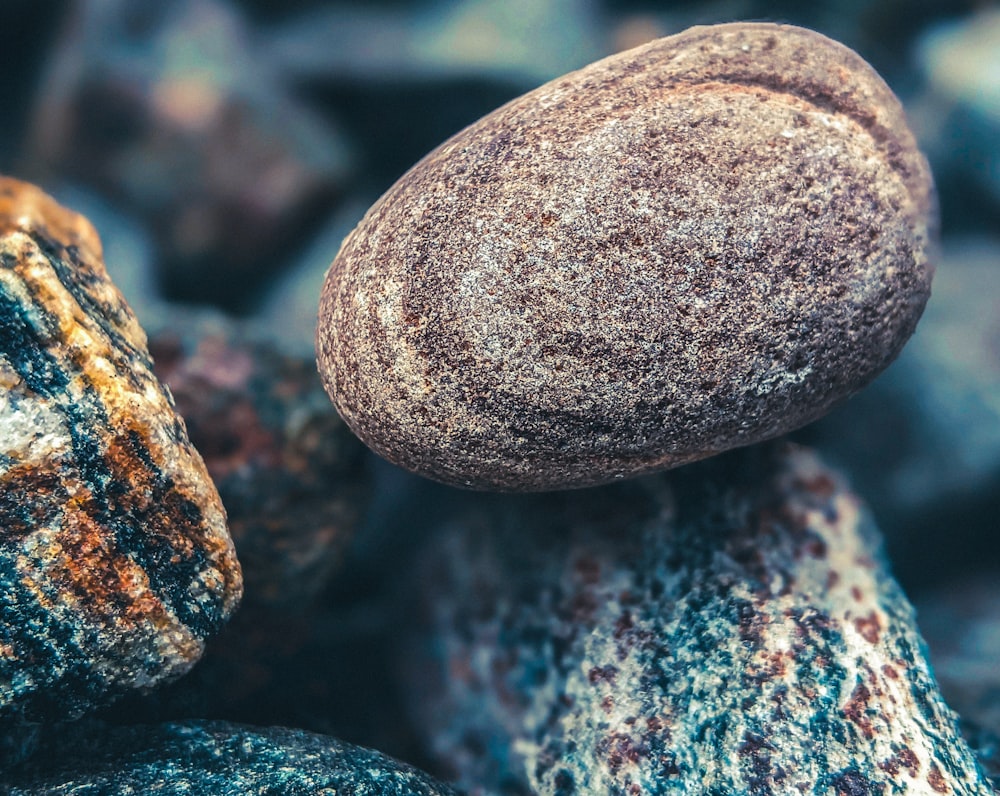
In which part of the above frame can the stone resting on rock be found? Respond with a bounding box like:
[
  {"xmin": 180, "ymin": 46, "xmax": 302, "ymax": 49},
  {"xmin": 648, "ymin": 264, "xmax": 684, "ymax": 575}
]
[
  {"xmin": 0, "ymin": 20, "xmax": 991, "ymax": 796},
  {"xmin": 317, "ymin": 22, "xmax": 936, "ymax": 492},
  {"xmin": 404, "ymin": 443, "xmax": 996, "ymax": 794}
]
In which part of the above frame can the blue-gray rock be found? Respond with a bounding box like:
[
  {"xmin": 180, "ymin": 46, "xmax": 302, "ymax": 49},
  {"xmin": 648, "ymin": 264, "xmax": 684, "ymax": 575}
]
[
  {"xmin": 404, "ymin": 443, "xmax": 992, "ymax": 794},
  {"xmin": 2, "ymin": 720, "xmax": 459, "ymax": 795}
]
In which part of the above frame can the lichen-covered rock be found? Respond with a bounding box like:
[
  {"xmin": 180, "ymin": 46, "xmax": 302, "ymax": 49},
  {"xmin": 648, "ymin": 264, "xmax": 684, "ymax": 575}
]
[
  {"xmin": 2, "ymin": 720, "xmax": 459, "ymax": 795},
  {"xmin": 404, "ymin": 443, "xmax": 992, "ymax": 794},
  {"xmin": 317, "ymin": 22, "xmax": 936, "ymax": 491},
  {"xmin": 0, "ymin": 177, "xmax": 241, "ymax": 724},
  {"xmin": 149, "ymin": 315, "xmax": 371, "ymax": 608}
]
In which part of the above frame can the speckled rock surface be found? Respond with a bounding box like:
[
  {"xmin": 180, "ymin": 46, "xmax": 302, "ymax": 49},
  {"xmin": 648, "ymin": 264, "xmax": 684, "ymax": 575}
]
[
  {"xmin": 0, "ymin": 177, "xmax": 241, "ymax": 724},
  {"xmin": 2, "ymin": 720, "xmax": 459, "ymax": 795},
  {"xmin": 317, "ymin": 22, "xmax": 936, "ymax": 491},
  {"xmin": 405, "ymin": 443, "xmax": 991, "ymax": 794},
  {"xmin": 149, "ymin": 316, "xmax": 371, "ymax": 608}
]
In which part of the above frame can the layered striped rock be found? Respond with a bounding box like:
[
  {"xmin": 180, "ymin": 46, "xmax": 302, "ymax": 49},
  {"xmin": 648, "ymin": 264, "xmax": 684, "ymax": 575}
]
[
  {"xmin": 407, "ymin": 444, "xmax": 993, "ymax": 795},
  {"xmin": 0, "ymin": 177, "xmax": 242, "ymax": 724}
]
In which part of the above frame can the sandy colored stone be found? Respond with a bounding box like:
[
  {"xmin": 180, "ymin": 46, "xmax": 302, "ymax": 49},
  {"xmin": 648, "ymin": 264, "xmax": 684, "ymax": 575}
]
[
  {"xmin": 0, "ymin": 177, "xmax": 242, "ymax": 723},
  {"xmin": 405, "ymin": 444, "xmax": 993, "ymax": 794},
  {"xmin": 317, "ymin": 22, "xmax": 936, "ymax": 491}
]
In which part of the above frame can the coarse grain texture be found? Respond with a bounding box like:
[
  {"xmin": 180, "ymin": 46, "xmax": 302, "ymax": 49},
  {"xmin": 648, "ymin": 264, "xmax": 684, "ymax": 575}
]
[
  {"xmin": 405, "ymin": 443, "xmax": 993, "ymax": 795},
  {"xmin": 317, "ymin": 22, "xmax": 936, "ymax": 491},
  {"xmin": 0, "ymin": 177, "xmax": 241, "ymax": 725},
  {"xmin": 1, "ymin": 719, "xmax": 460, "ymax": 795}
]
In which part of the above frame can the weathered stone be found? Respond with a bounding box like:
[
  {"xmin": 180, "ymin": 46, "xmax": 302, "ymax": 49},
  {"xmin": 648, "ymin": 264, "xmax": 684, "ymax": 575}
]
[
  {"xmin": 0, "ymin": 177, "xmax": 241, "ymax": 724},
  {"xmin": 317, "ymin": 22, "xmax": 936, "ymax": 491},
  {"xmin": 404, "ymin": 443, "xmax": 992, "ymax": 794},
  {"xmin": 149, "ymin": 315, "xmax": 371, "ymax": 608},
  {"xmin": 3, "ymin": 720, "xmax": 459, "ymax": 795}
]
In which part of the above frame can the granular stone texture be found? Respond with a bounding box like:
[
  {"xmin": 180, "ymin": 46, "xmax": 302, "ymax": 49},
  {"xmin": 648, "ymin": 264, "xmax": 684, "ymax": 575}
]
[
  {"xmin": 405, "ymin": 443, "xmax": 992, "ymax": 794},
  {"xmin": 2, "ymin": 720, "xmax": 459, "ymax": 795},
  {"xmin": 0, "ymin": 177, "xmax": 241, "ymax": 724},
  {"xmin": 149, "ymin": 316, "xmax": 371, "ymax": 608},
  {"xmin": 317, "ymin": 22, "xmax": 936, "ymax": 491}
]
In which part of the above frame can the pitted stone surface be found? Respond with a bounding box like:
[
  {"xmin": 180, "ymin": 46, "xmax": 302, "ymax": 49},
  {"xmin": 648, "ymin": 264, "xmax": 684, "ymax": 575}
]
[
  {"xmin": 318, "ymin": 22, "xmax": 936, "ymax": 491},
  {"xmin": 0, "ymin": 177, "xmax": 241, "ymax": 724},
  {"xmin": 406, "ymin": 444, "xmax": 992, "ymax": 794}
]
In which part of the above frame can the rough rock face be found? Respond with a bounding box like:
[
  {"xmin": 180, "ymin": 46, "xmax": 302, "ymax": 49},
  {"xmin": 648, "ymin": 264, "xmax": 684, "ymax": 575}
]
[
  {"xmin": 2, "ymin": 720, "xmax": 459, "ymax": 795},
  {"xmin": 405, "ymin": 443, "xmax": 992, "ymax": 794},
  {"xmin": 0, "ymin": 177, "xmax": 241, "ymax": 724},
  {"xmin": 317, "ymin": 22, "xmax": 936, "ymax": 491}
]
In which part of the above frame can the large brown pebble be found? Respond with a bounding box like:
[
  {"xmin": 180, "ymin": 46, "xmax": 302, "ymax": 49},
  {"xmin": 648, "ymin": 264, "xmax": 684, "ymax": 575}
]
[{"xmin": 317, "ymin": 23, "xmax": 936, "ymax": 491}]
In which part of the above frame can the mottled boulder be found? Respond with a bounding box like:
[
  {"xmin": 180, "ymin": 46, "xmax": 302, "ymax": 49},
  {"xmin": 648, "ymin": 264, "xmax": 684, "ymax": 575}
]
[
  {"xmin": 2, "ymin": 720, "xmax": 459, "ymax": 795},
  {"xmin": 0, "ymin": 177, "xmax": 241, "ymax": 724},
  {"xmin": 405, "ymin": 444, "xmax": 992, "ymax": 794},
  {"xmin": 318, "ymin": 22, "xmax": 936, "ymax": 491}
]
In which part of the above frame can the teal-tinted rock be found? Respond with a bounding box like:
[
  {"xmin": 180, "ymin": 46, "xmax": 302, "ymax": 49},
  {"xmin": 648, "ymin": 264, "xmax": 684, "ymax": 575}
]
[
  {"xmin": 3, "ymin": 721, "xmax": 459, "ymax": 795},
  {"xmin": 405, "ymin": 443, "xmax": 992, "ymax": 794}
]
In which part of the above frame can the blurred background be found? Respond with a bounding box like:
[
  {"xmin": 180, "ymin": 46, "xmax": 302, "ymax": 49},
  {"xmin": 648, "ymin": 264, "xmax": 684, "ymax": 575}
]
[{"xmin": 0, "ymin": 0, "xmax": 997, "ymax": 782}]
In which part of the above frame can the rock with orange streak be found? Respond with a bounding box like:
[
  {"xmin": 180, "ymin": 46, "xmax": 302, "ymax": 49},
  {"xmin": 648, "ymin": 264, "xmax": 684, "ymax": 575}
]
[{"xmin": 0, "ymin": 176, "xmax": 241, "ymax": 724}]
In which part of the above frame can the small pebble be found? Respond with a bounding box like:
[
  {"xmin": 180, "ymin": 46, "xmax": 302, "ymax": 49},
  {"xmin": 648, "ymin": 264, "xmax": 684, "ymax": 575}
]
[
  {"xmin": 3, "ymin": 719, "xmax": 459, "ymax": 795},
  {"xmin": 405, "ymin": 443, "xmax": 992, "ymax": 794},
  {"xmin": 318, "ymin": 22, "xmax": 936, "ymax": 491},
  {"xmin": 0, "ymin": 177, "xmax": 241, "ymax": 724}
]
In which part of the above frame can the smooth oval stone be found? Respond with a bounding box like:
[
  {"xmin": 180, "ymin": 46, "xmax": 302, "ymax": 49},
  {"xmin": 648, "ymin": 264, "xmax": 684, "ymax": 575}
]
[
  {"xmin": 317, "ymin": 22, "xmax": 936, "ymax": 491},
  {"xmin": 0, "ymin": 178, "xmax": 242, "ymax": 723}
]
